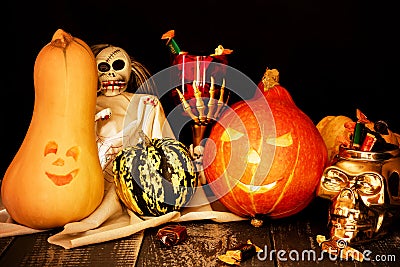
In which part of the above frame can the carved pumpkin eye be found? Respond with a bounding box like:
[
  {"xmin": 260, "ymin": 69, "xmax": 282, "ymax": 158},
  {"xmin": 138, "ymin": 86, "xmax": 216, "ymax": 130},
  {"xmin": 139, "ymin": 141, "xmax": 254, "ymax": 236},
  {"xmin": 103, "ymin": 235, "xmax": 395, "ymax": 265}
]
[
  {"xmin": 221, "ymin": 127, "xmax": 244, "ymax": 142},
  {"xmin": 44, "ymin": 141, "xmax": 58, "ymax": 156},
  {"xmin": 66, "ymin": 146, "xmax": 80, "ymax": 161}
]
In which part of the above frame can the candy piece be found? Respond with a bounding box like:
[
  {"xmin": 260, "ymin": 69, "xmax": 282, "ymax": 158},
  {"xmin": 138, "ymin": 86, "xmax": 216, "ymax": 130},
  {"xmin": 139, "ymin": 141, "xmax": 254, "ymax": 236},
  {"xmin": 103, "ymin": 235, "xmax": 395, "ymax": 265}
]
[
  {"xmin": 374, "ymin": 120, "xmax": 389, "ymax": 135},
  {"xmin": 218, "ymin": 240, "xmax": 262, "ymax": 265},
  {"xmin": 211, "ymin": 45, "xmax": 233, "ymax": 56},
  {"xmin": 356, "ymin": 109, "xmax": 369, "ymax": 123},
  {"xmin": 218, "ymin": 254, "xmax": 238, "ymax": 265},
  {"xmin": 351, "ymin": 121, "xmax": 365, "ymax": 149},
  {"xmin": 156, "ymin": 224, "xmax": 188, "ymax": 246},
  {"xmin": 161, "ymin": 30, "xmax": 181, "ymax": 55},
  {"xmin": 226, "ymin": 243, "xmax": 256, "ymax": 261},
  {"xmin": 360, "ymin": 132, "xmax": 377, "ymax": 151}
]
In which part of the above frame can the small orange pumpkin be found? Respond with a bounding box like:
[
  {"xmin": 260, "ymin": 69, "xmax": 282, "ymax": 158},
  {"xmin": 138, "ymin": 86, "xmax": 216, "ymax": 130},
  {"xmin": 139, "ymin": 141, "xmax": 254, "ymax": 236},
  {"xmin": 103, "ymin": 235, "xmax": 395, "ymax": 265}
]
[
  {"xmin": 1, "ymin": 29, "xmax": 104, "ymax": 229},
  {"xmin": 203, "ymin": 68, "xmax": 328, "ymax": 225}
]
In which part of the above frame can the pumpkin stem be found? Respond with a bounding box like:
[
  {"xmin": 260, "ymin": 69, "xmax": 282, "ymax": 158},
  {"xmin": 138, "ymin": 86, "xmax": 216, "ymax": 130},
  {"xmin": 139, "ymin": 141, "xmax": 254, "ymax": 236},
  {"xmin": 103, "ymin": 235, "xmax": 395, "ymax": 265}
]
[
  {"xmin": 139, "ymin": 130, "xmax": 152, "ymax": 148},
  {"xmin": 261, "ymin": 68, "xmax": 280, "ymax": 91}
]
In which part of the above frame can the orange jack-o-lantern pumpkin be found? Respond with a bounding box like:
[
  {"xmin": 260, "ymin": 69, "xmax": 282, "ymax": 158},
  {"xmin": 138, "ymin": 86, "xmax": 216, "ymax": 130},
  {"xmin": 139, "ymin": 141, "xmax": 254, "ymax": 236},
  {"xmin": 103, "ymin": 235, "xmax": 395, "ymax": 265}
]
[
  {"xmin": 203, "ymin": 68, "xmax": 328, "ymax": 225},
  {"xmin": 1, "ymin": 29, "xmax": 104, "ymax": 229}
]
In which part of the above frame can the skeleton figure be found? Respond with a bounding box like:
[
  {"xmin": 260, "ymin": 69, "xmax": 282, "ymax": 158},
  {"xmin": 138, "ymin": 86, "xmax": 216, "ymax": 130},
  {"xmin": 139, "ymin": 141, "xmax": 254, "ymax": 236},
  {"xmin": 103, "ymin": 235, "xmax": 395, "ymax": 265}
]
[
  {"xmin": 92, "ymin": 44, "xmax": 174, "ymax": 178},
  {"xmin": 317, "ymin": 146, "xmax": 400, "ymax": 244}
]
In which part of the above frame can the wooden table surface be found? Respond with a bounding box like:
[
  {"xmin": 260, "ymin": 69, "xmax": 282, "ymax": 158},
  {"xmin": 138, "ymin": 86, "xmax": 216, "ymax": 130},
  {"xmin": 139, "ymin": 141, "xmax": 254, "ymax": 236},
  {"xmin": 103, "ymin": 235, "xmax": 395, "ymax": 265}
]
[{"xmin": 1, "ymin": 197, "xmax": 399, "ymax": 267}]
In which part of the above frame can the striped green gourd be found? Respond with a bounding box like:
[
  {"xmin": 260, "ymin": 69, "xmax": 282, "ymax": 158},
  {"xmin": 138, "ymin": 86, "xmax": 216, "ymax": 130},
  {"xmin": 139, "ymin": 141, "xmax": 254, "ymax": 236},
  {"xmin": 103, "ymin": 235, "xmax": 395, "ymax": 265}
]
[{"xmin": 113, "ymin": 131, "xmax": 198, "ymax": 216}]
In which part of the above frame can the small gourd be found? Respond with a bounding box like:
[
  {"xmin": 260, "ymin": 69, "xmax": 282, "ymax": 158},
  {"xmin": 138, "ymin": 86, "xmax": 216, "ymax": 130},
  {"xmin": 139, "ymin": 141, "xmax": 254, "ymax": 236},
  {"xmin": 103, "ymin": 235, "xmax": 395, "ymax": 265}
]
[
  {"xmin": 1, "ymin": 29, "xmax": 104, "ymax": 229},
  {"xmin": 113, "ymin": 132, "xmax": 197, "ymax": 216},
  {"xmin": 316, "ymin": 115, "xmax": 353, "ymax": 162}
]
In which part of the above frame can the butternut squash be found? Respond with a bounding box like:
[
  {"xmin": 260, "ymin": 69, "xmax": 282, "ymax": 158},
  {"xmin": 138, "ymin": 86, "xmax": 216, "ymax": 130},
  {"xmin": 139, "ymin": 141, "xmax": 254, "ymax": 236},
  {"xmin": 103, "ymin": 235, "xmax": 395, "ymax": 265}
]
[{"xmin": 1, "ymin": 29, "xmax": 104, "ymax": 229}]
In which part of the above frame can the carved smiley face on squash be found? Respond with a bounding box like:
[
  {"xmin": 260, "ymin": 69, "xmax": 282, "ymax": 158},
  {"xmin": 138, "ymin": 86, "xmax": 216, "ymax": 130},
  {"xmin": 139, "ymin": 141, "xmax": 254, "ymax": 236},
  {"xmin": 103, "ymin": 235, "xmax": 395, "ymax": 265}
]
[{"xmin": 43, "ymin": 141, "xmax": 80, "ymax": 186}]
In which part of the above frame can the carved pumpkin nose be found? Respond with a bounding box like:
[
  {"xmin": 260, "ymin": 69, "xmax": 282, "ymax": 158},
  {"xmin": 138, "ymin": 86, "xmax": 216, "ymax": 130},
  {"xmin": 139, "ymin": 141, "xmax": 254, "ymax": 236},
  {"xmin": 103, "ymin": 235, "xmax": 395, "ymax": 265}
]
[{"xmin": 53, "ymin": 158, "xmax": 65, "ymax": 166}]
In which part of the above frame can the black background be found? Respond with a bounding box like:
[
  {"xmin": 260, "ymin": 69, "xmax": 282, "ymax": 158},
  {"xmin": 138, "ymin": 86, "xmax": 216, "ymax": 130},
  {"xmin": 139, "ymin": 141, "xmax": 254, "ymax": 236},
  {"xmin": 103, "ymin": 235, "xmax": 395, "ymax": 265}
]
[{"xmin": 3, "ymin": 0, "xmax": 398, "ymax": 177}]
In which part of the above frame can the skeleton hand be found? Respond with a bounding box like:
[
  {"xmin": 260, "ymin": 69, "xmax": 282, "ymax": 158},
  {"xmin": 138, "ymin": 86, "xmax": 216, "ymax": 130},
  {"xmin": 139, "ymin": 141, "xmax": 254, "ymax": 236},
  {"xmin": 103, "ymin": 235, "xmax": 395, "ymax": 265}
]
[
  {"xmin": 176, "ymin": 76, "xmax": 228, "ymax": 125},
  {"xmin": 95, "ymin": 108, "xmax": 112, "ymax": 122}
]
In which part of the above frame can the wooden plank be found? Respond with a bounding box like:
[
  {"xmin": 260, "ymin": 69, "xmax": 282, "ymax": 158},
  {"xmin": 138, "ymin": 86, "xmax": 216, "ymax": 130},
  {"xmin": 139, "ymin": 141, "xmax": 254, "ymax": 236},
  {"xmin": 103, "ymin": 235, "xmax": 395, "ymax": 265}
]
[
  {"xmin": 0, "ymin": 180, "xmax": 15, "ymax": 258},
  {"xmin": 0, "ymin": 230, "xmax": 144, "ymax": 267},
  {"xmin": 136, "ymin": 220, "xmax": 275, "ymax": 266},
  {"xmin": 0, "ymin": 236, "xmax": 14, "ymax": 256},
  {"xmin": 269, "ymin": 198, "xmax": 400, "ymax": 267},
  {"xmin": 0, "ymin": 178, "xmax": 145, "ymax": 266}
]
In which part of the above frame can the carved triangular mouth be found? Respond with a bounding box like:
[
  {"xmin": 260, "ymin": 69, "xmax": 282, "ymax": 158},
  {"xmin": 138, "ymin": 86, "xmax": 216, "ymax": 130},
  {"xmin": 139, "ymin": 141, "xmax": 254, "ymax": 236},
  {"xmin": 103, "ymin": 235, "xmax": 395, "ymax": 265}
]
[{"xmin": 45, "ymin": 169, "xmax": 79, "ymax": 186}]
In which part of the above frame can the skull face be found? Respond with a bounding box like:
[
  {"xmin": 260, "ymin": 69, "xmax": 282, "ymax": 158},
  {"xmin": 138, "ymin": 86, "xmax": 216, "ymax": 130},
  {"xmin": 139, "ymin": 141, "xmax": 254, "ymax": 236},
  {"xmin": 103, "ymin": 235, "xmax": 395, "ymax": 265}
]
[
  {"xmin": 317, "ymin": 147, "xmax": 400, "ymax": 244},
  {"xmin": 96, "ymin": 46, "xmax": 132, "ymax": 96},
  {"xmin": 193, "ymin": 145, "xmax": 204, "ymax": 171}
]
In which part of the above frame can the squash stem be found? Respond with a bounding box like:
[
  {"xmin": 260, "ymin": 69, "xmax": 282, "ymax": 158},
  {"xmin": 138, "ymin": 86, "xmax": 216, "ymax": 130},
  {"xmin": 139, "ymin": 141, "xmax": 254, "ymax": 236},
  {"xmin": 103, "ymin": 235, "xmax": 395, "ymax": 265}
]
[{"xmin": 139, "ymin": 130, "xmax": 152, "ymax": 147}]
